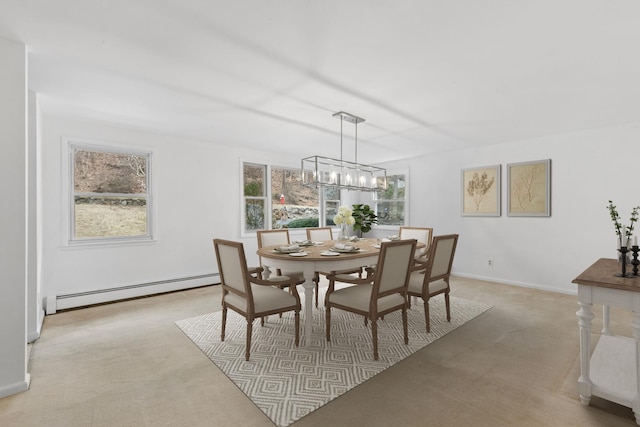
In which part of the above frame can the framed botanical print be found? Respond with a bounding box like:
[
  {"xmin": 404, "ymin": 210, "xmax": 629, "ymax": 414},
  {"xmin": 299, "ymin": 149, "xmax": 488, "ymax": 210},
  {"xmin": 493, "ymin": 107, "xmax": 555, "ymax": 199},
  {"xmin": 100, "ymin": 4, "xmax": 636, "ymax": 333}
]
[
  {"xmin": 507, "ymin": 159, "xmax": 551, "ymax": 217},
  {"xmin": 461, "ymin": 165, "xmax": 501, "ymax": 216}
]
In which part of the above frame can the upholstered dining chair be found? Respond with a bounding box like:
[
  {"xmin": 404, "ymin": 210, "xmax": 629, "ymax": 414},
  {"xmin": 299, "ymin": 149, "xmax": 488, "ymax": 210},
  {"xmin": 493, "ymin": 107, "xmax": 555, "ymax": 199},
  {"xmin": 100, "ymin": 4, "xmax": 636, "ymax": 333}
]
[
  {"xmin": 256, "ymin": 229, "xmax": 304, "ymax": 281},
  {"xmin": 407, "ymin": 234, "xmax": 459, "ymax": 333},
  {"xmin": 213, "ymin": 238, "xmax": 303, "ymax": 361},
  {"xmin": 306, "ymin": 226, "xmax": 333, "ymax": 243},
  {"xmin": 306, "ymin": 227, "xmax": 362, "ymax": 308},
  {"xmin": 399, "ymin": 226, "xmax": 433, "ymax": 260},
  {"xmin": 325, "ymin": 239, "xmax": 417, "ymax": 360},
  {"xmin": 305, "ymin": 227, "xmax": 333, "ymax": 307}
]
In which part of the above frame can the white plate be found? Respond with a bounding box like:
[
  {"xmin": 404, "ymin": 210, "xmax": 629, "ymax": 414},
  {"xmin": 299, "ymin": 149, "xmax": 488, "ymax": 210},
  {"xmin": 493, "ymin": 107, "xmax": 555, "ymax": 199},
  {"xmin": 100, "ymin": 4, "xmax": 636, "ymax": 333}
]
[
  {"xmin": 373, "ymin": 244, "xmax": 381, "ymax": 249},
  {"xmin": 331, "ymin": 247, "xmax": 359, "ymax": 253},
  {"xmin": 289, "ymin": 252, "xmax": 307, "ymax": 257},
  {"xmin": 320, "ymin": 251, "xmax": 340, "ymax": 256},
  {"xmin": 274, "ymin": 248, "xmax": 300, "ymax": 254},
  {"xmin": 313, "ymin": 242, "xmax": 324, "ymax": 246}
]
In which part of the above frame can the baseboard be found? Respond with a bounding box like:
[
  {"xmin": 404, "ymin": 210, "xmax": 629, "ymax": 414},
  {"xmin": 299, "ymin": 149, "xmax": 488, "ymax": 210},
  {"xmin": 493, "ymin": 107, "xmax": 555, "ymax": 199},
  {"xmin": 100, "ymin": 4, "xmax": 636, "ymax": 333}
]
[
  {"xmin": 0, "ymin": 374, "xmax": 30, "ymax": 399},
  {"xmin": 27, "ymin": 309, "xmax": 45, "ymax": 343},
  {"xmin": 46, "ymin": 273, "xmax": 220, "ymax": 314},
  {"xmin": 453, "ymin": 272, "xmax": 577, "ymax": 296}
]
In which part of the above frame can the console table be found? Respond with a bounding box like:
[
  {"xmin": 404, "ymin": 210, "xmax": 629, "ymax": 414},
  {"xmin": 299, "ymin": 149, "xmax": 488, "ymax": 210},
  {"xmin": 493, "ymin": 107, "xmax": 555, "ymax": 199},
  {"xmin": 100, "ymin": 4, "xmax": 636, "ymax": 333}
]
[{"xmin": 573, "ymin": 258, "xmax": 640, "ymax": 423}]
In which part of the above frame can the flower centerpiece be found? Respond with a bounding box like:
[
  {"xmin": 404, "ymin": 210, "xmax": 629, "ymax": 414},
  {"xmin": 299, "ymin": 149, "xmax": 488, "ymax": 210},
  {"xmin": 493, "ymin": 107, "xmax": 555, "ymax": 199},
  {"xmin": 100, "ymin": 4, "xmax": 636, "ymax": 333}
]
[
  {"xmin": 333, "ymin": 206, "xmax": 356, "ymax": 241},
  {"xmin": 607, "ymin": 200, "xmax": 640, "ymax": 248}
]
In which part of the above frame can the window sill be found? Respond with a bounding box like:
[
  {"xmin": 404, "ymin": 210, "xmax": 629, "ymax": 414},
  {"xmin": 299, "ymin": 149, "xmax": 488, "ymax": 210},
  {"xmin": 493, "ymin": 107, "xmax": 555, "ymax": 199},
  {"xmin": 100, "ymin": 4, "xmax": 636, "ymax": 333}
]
[{"xmin": 63, "ymin": 238, "xmax": 158, "ymax": 250}]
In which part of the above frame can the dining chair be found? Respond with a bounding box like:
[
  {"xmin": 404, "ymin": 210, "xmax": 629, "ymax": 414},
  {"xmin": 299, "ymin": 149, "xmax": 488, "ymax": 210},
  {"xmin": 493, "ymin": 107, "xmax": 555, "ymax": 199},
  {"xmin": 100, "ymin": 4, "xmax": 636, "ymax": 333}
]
[
  {"xmin": 325, "ymin": 239, "xmax": 417, "ymax": 360},
  {"xmin": 304, "ymin": 227, "xmax": 333, "ymax": 307},
  {"xmin": 407, "ymin": 234, "xmax": 459, "ymax": 333},
  {"xmin": 399, "ymin": 226, "xmax": 433, "ymax": 259},
  {"xmin": 213, "ymin": 238, "xmax": 303, "ymax": 361},
  {"xmin": 306, "ymin": 227, "xmax": 362, "ymax": 308},
  {"xmin": 306, "ymin": 226, "xmax": 333, "ymax": 242},
  {"xmin": 256, "ymin": 229, "xmax": 304, "ymax": 281}
]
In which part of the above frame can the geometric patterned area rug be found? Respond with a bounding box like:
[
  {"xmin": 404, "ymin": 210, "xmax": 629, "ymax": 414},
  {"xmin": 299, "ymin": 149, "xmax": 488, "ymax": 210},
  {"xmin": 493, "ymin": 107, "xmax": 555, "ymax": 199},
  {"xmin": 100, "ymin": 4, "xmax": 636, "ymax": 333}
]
[{"xmin": 176, "ymin": 295, "xmax": 491, "ymax": 427}]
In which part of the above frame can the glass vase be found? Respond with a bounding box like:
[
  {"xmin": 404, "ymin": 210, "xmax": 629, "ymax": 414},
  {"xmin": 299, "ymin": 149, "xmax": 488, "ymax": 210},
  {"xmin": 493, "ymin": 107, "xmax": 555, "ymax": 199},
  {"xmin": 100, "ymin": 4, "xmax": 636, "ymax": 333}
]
[
  {"xmin": 618, "ymin": 237, "xmax": 633, "ymax": 264},
  {"xmin": 338, "ymin": 223, "xmax": 350, "ymax": 242}
]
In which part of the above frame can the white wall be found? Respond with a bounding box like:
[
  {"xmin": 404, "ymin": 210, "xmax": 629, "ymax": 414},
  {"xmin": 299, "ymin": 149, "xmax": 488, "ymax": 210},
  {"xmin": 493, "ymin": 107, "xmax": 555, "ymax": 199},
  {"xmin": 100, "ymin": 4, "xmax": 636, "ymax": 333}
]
[
  {"xmin": 38, "ymin": 112, "xmax": 640, "ymax": 305},
  {"xmin": 40, "ymin": 115, "xmax": 289, "ymax": 308},
  {"xmin": 0, "ymin": 37, "xmax": 30, "ymax": 398},
  {"xmin": 27, "ymin": 90, "xmax": 44, "ymax": 342},
  {"xmin": 381, "ymin": 123, "xmax": 640, "ymax": 294}
]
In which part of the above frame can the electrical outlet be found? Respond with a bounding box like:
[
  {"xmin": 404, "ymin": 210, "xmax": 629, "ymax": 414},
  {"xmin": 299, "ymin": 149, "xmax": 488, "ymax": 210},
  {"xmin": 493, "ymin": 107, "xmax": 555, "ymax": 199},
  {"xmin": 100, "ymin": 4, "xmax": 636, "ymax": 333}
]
[{"xmin": 488, "ymin": 259, "xmax": 493, "ymax": 267}]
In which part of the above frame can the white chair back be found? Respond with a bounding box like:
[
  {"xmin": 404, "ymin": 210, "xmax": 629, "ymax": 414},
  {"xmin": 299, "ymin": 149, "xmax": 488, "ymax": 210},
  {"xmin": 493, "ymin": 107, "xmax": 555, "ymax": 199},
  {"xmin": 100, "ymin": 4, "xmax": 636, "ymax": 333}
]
[
  {"xmin": 307, "ymin": 227, "xmax": 333, "ymax": 242},
  {"xmin": 399, "ymin": 227, "xmax": 433, "ymax": 256},
  {"xmin": 257, "ymin": 229, "xmax": 290, "ymax": 248}
]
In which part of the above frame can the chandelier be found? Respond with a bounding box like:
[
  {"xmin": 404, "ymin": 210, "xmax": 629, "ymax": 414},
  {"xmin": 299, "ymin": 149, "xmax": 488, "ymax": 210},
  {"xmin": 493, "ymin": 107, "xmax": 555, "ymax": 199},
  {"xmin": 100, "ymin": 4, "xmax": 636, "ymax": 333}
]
[{"xmin": 301, "ymin": 111, "xmax": 387, "ymax": 192}]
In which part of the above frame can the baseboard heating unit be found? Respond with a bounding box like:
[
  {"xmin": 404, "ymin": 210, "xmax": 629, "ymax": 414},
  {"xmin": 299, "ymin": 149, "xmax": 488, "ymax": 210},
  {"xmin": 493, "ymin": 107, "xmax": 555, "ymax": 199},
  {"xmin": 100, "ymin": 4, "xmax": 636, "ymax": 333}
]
[{"xmin": 45, "ymin": 273, "xmax": 220, "ymax": 314}]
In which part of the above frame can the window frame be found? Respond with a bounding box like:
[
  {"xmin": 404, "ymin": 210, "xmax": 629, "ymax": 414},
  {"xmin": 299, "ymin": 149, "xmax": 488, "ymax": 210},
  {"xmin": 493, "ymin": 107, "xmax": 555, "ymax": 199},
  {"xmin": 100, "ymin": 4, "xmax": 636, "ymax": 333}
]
[
  {"xmin": 64, "ymin": 138, "xmax": 154, "ymax": 246},
  {"xmin": 241, "ymin": 159, "xmax": 336, "ymax": 236},
  {"xmin": 373, "ymin": 168, "xmax": 409, "ymax": 230},
  {"xmin": 241, "ymin": 162, "xmax": 268, "ymax": 234}
]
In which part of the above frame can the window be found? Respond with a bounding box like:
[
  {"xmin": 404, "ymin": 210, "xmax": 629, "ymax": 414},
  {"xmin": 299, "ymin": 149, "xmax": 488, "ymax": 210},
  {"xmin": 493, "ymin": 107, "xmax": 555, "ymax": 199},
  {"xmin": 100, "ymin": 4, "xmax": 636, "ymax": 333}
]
[
  {"xmin": 375, "ymin": 174, "xmax": 406, "ymax": 226},
  {"xmin": 243, "ymin": 163, "xmax": 267, "ymax": 231},
  {"xmin": 271, "ymin": 166, "xmax": 319, "ymax": 229},
  {"xmin": 324, "ymin": 187, "xmax": 340, "ymax": 227},
  {"xmin": 242, "ymin": 162, "xmax": 331, "ymax": 233},
  {"xmin": 71, "ymin": 144, "xmax": 152, "ymax": 242}
]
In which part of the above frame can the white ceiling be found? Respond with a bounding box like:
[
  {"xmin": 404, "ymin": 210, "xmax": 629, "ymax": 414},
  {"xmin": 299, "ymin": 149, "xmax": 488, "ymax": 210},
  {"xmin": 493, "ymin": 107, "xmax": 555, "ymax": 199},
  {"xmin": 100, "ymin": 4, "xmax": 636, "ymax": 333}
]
[{"xmin": 1, "ymin": 0, "xmax": 639, "ymax": 163}]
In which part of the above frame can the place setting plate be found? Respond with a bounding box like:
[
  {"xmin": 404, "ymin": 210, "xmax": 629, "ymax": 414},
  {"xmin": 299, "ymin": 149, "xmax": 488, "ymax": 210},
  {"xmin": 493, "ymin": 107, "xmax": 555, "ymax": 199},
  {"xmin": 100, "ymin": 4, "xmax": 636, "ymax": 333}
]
[
  {"xmin": 330, "ymin": 247, "xmax": 361, "ymax": 253},
  {"xmin": 273, "ymin": 246, "xmax": 302, "ymax": 254},
  {"xmin": 289, "ymin": 252, "xmax": 308, "ymax": 257},
  {"xmin": 320, "ymin": 251, "xmax": 340, "ymax": 256}
]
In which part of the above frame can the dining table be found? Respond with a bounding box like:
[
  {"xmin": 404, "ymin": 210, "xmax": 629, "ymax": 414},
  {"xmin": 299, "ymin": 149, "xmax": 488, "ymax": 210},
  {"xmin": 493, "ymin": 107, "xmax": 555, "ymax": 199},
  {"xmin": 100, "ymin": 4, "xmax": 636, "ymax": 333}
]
[
  {"xmin": 257, "ymin": 239, "xmax": 382, "ymax": 346},
  {"xmin": 257, "ymin": 238, "xmax": 425, "ymax": 346}
]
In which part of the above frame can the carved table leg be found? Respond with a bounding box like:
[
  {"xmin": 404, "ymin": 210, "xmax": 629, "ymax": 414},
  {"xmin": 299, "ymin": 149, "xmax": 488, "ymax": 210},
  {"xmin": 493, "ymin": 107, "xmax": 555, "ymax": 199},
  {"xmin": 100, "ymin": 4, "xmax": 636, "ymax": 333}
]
[
  {"xmin": 302, "ymin": 272, "xmax": 315, "ymax": 347},
  {"xmin": 602, "ymin": 305, "xmax": 611, "ymax": 335},
  {"xmin": 577, "ymin": 300, "xmax": 594, "ymax": 405}
]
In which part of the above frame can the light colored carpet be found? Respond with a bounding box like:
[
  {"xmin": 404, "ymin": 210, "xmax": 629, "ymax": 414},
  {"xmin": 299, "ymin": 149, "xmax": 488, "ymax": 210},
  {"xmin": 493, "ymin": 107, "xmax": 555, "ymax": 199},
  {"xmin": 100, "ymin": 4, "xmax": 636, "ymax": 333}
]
[{"xmin": 176, "ymin": 295, "xmax": 491, "ymax": 427}]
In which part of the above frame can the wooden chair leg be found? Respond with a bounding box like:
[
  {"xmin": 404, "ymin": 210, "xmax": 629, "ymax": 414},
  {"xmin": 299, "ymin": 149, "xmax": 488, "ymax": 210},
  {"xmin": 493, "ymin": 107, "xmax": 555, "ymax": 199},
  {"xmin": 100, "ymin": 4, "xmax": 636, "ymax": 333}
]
[
  {"xmin": 245, "ymin": 320, "xmax": 253, "ymax": 361},
  {"xmin": 445, "ymin": 292, "xmax": 451, "ymax": 322},
  {"xmin": 424, "ymin": 299, "xmax": 431, "ymax": 333},
  {"xmin": 294, "ymin": 310, "xmax": 300, "ymax": 347},
  {"xmin": 372, "ymin": 318, "xmax": 379, "ymax": 361},
  {"xmin": 402, "ymin": 307, "xmax": 409, "ymax": 345},
  {"xmin": 221, "ymin": 307, "xmax": 227, "ymax": 341},
  {"xmin": 325, "ymin": 306, "xmax": 331, "ymax": 342}
]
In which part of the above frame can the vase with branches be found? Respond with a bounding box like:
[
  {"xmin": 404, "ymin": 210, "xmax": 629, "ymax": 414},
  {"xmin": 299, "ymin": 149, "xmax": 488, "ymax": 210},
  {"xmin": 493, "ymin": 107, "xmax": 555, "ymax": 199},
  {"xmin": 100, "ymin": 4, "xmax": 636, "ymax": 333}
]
[{"xmin": 607, "ymin": 200, "xmax": 640, "ymax": 248}]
